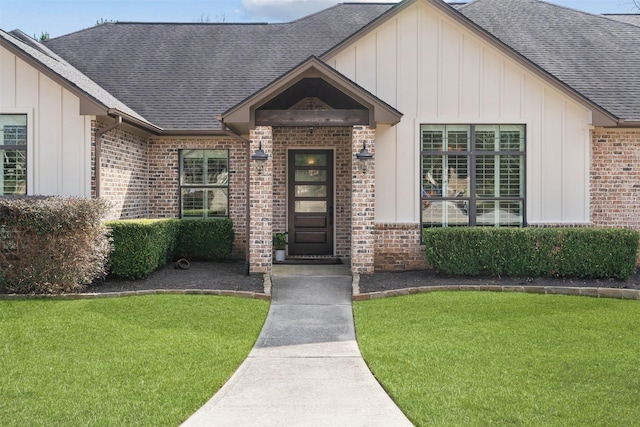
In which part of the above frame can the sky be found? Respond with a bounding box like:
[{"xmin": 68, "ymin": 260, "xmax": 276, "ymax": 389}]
[{"xmin": 1, "ymin": 0, "xmax": 638, "ymax": 39}]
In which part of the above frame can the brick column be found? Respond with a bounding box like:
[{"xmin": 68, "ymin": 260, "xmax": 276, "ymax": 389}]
[
  {"xmin": 351, "ymin": 126, "xmax": 376, "ymax": 274},
  {"xmin": 591, "ymin": 128, "xmax": 640, "ymax": 230},
  {"xmin": 249, "ymin": 126, "xmax": 273, "ymax": 275}
]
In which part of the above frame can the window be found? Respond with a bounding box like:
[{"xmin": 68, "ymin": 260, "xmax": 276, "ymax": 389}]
[
  {"xmin": 0, "ymin": 114, "xmax": 27, "ymax": 196},
  {"xmin": 179, "ymin": 149, "xmax": 229, "ymax": 218},
  {"xmin": 421, "ymin": 124, "xmax": 525, "ymax": 227}
]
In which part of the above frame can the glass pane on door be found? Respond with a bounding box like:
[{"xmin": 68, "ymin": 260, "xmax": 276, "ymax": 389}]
[
  {"xmin": 295, "ymin": 201, "xmax": 327, "ymax": 213},
  {"xmin": 295, "ymin": 154, "xmax": 327, "ymax": 166},
  {"xmin": 295, "ymin": 185, "xmax": 326, "ymax": 197},
  {"xmin": 295, "ymin": 170, "xmax": 326, "ymax": 182}
]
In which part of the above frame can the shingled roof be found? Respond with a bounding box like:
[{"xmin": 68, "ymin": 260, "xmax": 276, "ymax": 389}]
[
  {"xmin": 44, "ymin": 3, "xmax": 395, "ymax": 131},
  {"xmin": 459, "ymin": 0, "xmax": 640, "ymax": 122},
  {"xmin": 1, "ymin": 29, "xmax": 156, "ymax": 129},
  {"xmin": 41, "ymin": 0, "xmax": 640, "ymax": 130},
  {"xmin": 603, "ymin": 14, "xmax": 640, "ymax": 27}
]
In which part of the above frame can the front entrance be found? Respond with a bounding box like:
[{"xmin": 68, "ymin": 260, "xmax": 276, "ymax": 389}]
[{"xmin": 287, "ymin": 150, "xmax": 334, "ymax": 255}]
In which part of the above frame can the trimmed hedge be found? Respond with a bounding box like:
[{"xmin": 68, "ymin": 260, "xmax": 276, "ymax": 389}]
[
  {"xmin": 424, "ymin": 227, "xmax": 639, "ymax": 280},
  {"xmin": 176, "ymin": 219, "xmax": 234, "ymax": 260},
  {"xmin": 0, "ymin": 196, "xmax": 111, "ymax": 293},
  {"xmin": 106, "ymin": 218, "xmax": 234, "ymax": 279},
  {"xmin": 105, "ymin": 219, "xmax": 181, "ymax": 280}
]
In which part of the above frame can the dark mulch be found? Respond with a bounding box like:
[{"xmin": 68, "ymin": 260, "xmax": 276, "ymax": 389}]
[
  {"xmin": 84, "ymin": 260, "xmax": 640, "ymax": 294},
  {"xmin": 358, "ymin": 268, "xmax": 640, "ymax": 293},
  {"xmin": 85, "ymin": 260, "xmax": 264, "ymax": 294}
]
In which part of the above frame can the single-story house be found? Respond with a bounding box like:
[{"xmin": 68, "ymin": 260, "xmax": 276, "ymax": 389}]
[{"xmin": 1, "ymin": 0, "xmax": 639, "ymax": 275}]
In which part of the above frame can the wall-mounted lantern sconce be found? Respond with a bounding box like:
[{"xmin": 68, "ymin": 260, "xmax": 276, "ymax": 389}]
[
  {"xmin": 355, "ymin": 140, "xmax": 373, "ymax": 173},
  {"xmin": 251, "ymin": 141, "xmax": 268, "ymax": 174}
]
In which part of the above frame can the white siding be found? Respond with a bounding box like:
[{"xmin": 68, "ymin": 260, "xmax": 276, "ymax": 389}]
[
  {"xmin": 0, "ymin": 46, "xmax": 91, "ymax": 197},
  {"xmin": 327, "ymin": 1, "xmax": 592, "ymax": 225}
]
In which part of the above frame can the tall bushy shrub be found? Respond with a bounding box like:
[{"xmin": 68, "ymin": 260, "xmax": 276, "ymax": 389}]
[
  {"xmin": 0, "ymin": 197, "xmax": 111, "ymax": 294},
  {"xmin": 424, "ymin": 227, "xmax": 639, "ymax": 280},
  {"xmin": 105, "ymin": 219, "xmax": 180, "ymax": 280}
]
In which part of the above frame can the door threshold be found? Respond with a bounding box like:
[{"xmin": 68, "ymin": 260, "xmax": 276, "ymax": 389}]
[{"xmin": 277, "ymin": 256, "xmax": 343, "ymax": 265}]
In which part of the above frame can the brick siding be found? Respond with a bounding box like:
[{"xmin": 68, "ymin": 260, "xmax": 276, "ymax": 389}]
[
  {"xmin": 374, "ymin": 223, "xmax": 428, "ymax": 270},
  {"xmin": 248, "ymin": 127, "xmax": 273, "ymax": 273},
  {"xmin": 351, "ymin": 126, "xmax": 376, "ymax": 274},
  {"xmin": 147, "ymin": 136, "xmax": 249, "ymax": 259},
  {"xmin": 92, "ymin": 120, "xmax": 150, "ymax": 220},
  {"xmin": 92, "ymin": 122, "xmax": 250, "ymax": 259},
  {"xmin": 591, "ymin": 128, "xmax": 640, "ymax": 230}
]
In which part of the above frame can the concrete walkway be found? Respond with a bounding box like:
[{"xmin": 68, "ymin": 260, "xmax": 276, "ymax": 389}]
[{"xmin": 181, "ymin": 265, "xmax": 412, "ymax": 426}]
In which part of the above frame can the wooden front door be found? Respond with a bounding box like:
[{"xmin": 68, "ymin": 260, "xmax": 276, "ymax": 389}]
[{"xmin": 287, "ymin": 150, "xmax": 334, "ymax": 255}]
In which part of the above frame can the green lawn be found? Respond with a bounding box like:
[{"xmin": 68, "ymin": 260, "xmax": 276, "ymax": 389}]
[
  {"xmin": 354, "ymin": 292, "xmax": 640, "ymax": 426},
  {"xmin": 0, "ymin": 295, "xmax": 268, "ymax": 426}
]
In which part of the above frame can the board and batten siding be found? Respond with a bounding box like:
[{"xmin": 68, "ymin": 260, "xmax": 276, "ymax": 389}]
[
  {"xmin": 326, "ymin": 1, "xmax": 592, "ymax": 225},
  {"xmin": 0, "ymin": 45, "xmax": 92, "ymax": 197}
]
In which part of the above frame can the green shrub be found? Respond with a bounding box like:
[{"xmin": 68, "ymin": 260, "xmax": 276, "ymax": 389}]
[
  {"xmin": 0, "ymin": 196, "xmax": 111, "ymax": 293},
  {"xmin": 106, "ymin": 218, "xmax": 234, "ymax": 279},
  {"xmin": 105, "ymin": 219, "xmax": 180, "ymax": 280},
  {"xmin": 176, "ymin": 218, "xmax": 234, "ymax": 260},
  {"xmin": 424, "ymin": 227, "xmax": 639, "ymax": 280}
]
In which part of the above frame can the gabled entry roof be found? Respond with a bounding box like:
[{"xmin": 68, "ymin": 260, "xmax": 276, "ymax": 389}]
[{"xmin": 220, "ymin": 56, "xmax": 403, "ymax": 135}]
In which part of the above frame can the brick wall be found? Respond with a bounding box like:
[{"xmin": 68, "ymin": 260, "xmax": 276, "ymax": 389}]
[
  {"xmin": 148, "ymin": 136, "xmax": 248, "ymax": 259},
  {"xmin": 92, "ymin": 120, "xmax": 150, "ymax": 220},
  {"xmin": 591, "ymin": 128, "xmax": 640, "ymax": 230},
  {"xmin": 351, "ymin": 126, "xmax": 376, "ymax": 274},
  {"xmin": 374, "ymin": 223, "xmax": 428, "ymax": 270},
  {"xmin": 93, "ymin": 126, "xmax": 251, "ymax": 258},
  {"xmin": 249, "ymin": 127, "xmax": 273, "ymax": 273}
]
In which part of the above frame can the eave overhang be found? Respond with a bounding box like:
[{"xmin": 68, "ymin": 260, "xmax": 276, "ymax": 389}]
[{"xmin": 0, "ymin": 33, "xmax": 162, "ymax": 135}]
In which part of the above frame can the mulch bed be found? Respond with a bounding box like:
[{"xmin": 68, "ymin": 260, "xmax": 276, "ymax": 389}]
[
  {"xmin": 358, "ymin": 268, "xmax": 640, "ymax": 293},
  {"xmin": 84, "ymin": 260, "xmax": 640, "ymax": 294},
  {"xmin": 85, "ymin": 260, "xmax": 264, "ymax": 294}
]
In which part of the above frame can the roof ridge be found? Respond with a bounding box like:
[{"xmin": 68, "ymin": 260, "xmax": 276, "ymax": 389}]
[
  {"xmin": 7, "ymin": 29, "xmax": 63, "ymax": 62},
  {"xmin": 46, "ymin": 22, "xmax": 116, "ymax": 41},
  {"xmin": 456, "ymin": 0, "xmax": 480, "ymax": 10},
  {"xmin": 529, "ymin": 0, "xmax": 634, "ymax": 20},
  {"xmin": 287, "ymin": 2, "xmax": 398, "ymax": 24},
  {"xmin": 109, "ymin": 21, "xmax": 271, "ymax": 26},
  {"xmin": 462, "ymin": 0, "xmax": 640, "ymax": 27},
  {"xmin": 287, "ymin": 3, "xmax": 344, "ymax": 23},
  {"xmin": 600, "ymin": 13, "xmax": 640, "ymax": 28}
]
